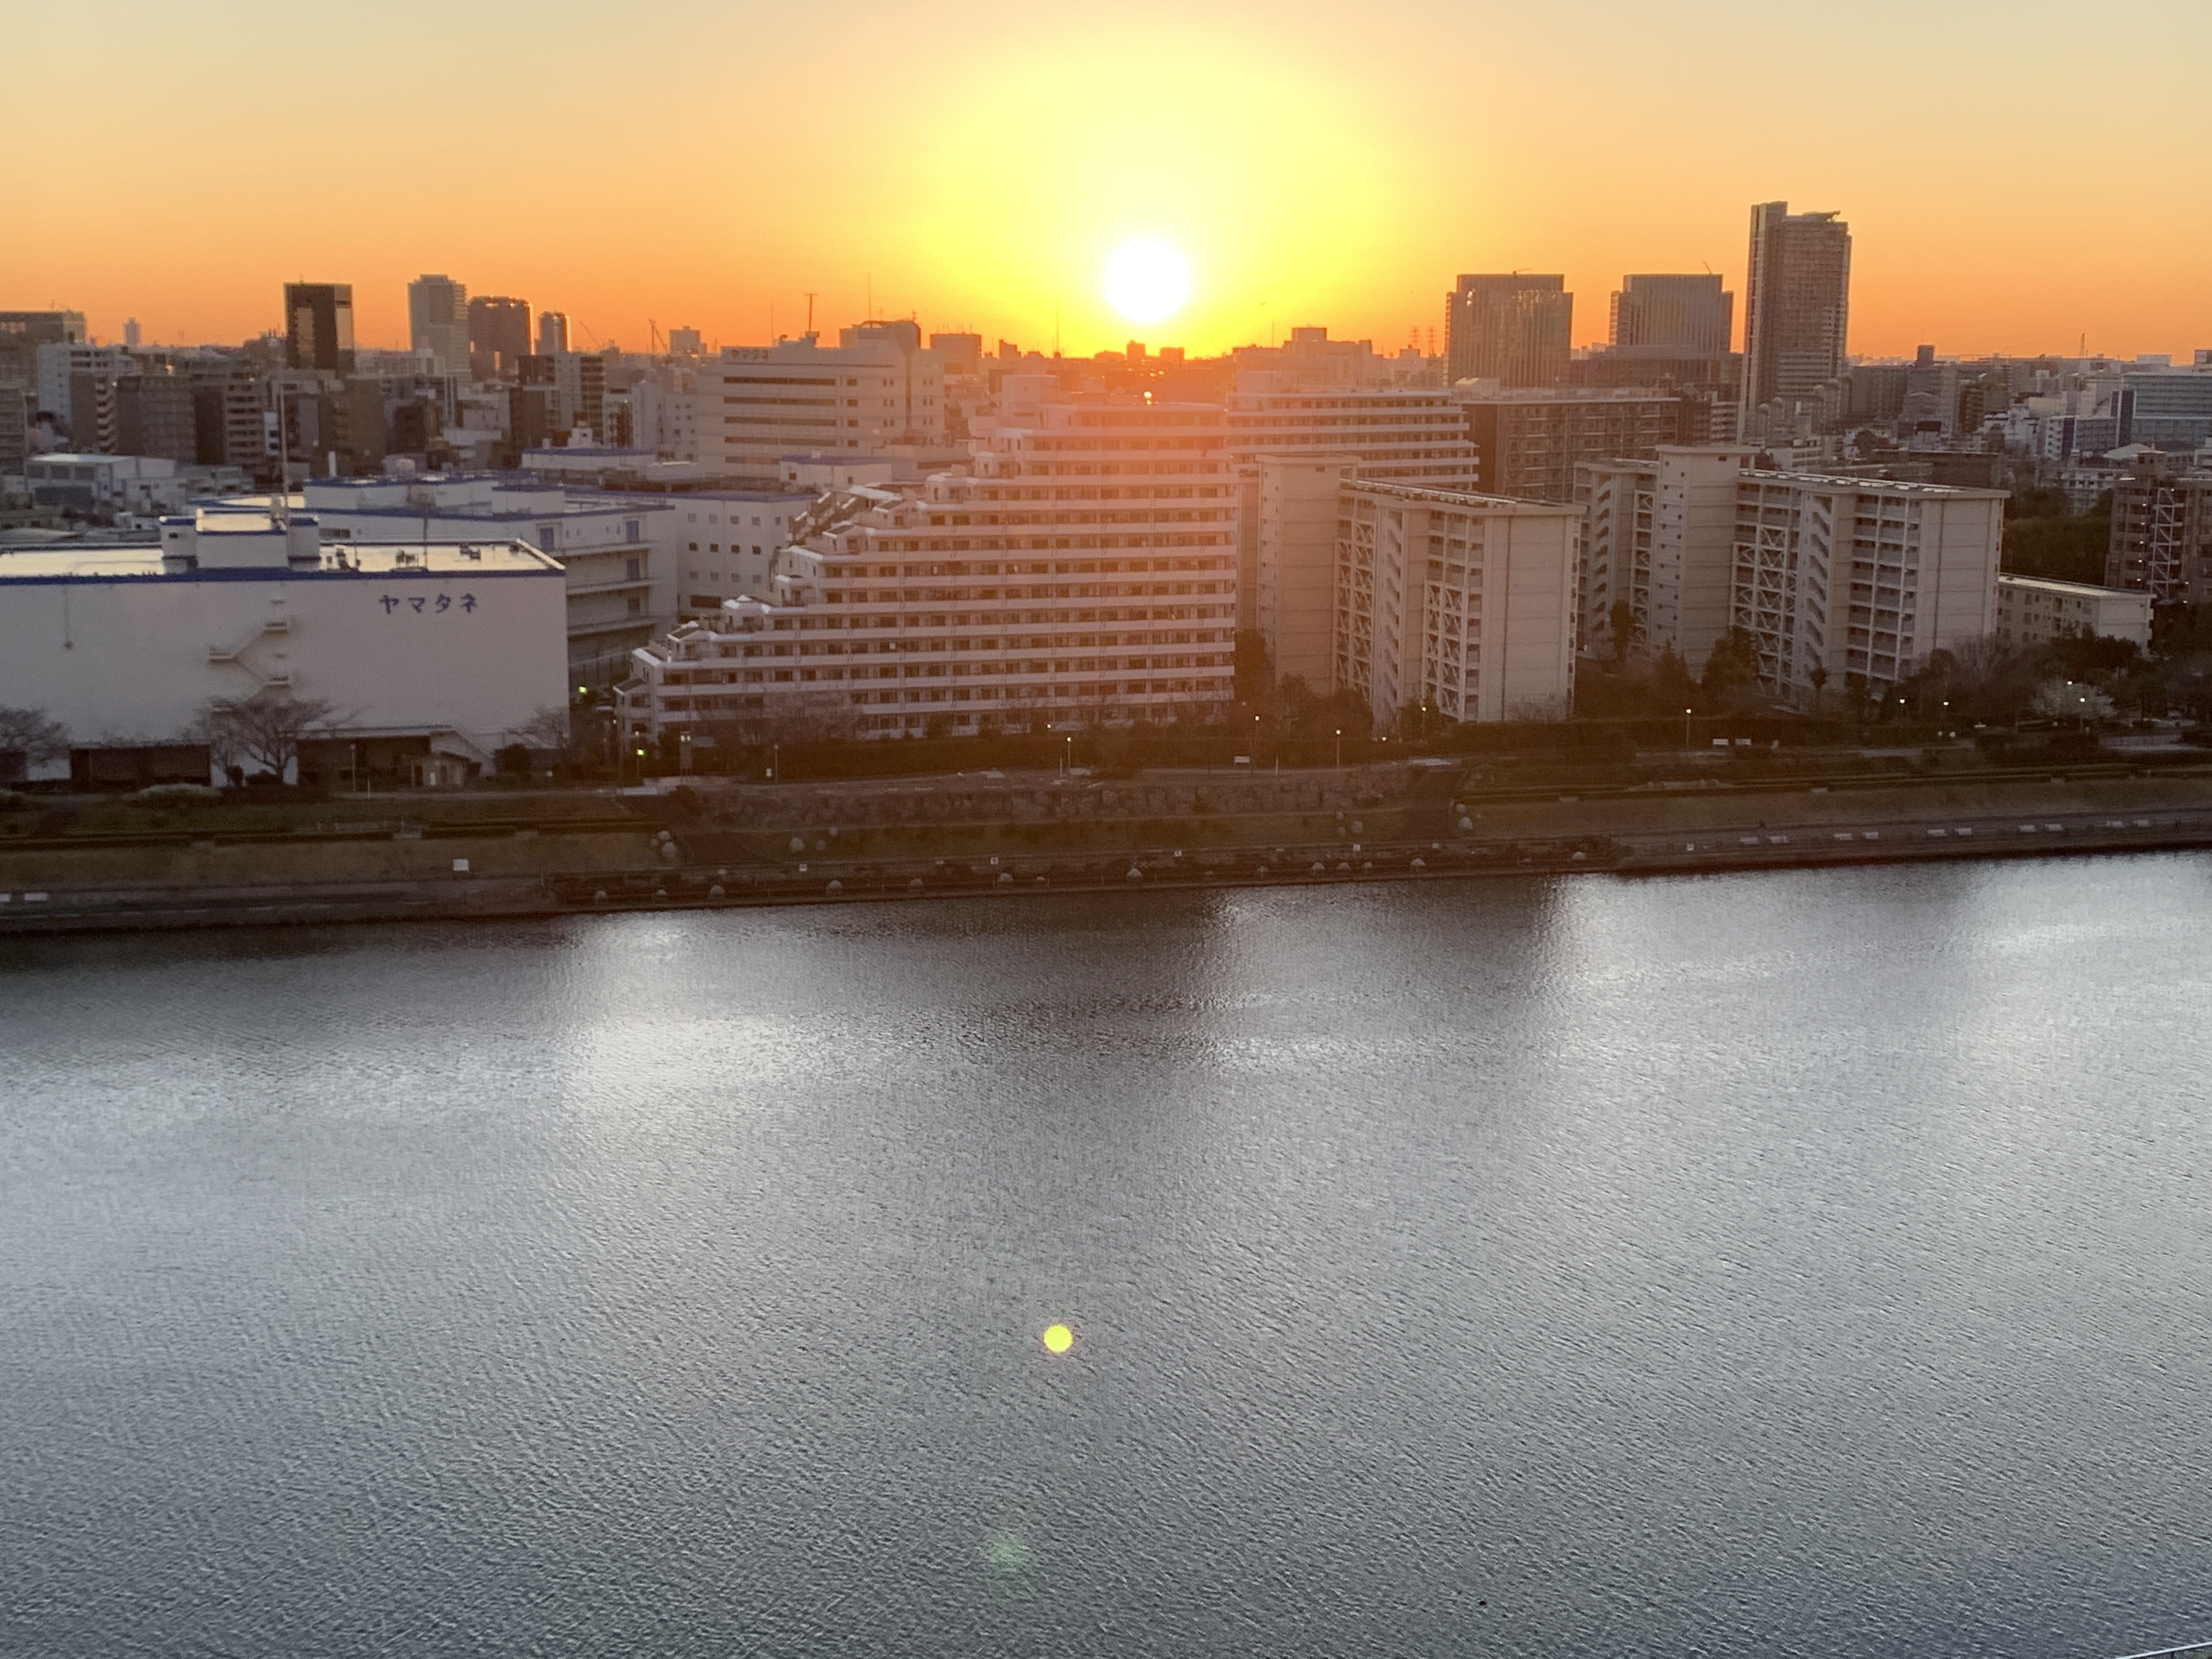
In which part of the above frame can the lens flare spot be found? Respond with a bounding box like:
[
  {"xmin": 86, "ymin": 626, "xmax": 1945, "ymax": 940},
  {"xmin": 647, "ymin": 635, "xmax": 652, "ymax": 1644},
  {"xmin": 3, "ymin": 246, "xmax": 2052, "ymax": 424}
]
[
  {"xmin": 1041, "ymin": 1322, "xmax": 1074, "ymax": 1354},
  {"xmin": 1102, "ymin": 239, "xmax": 1191, "ymax": 325}
]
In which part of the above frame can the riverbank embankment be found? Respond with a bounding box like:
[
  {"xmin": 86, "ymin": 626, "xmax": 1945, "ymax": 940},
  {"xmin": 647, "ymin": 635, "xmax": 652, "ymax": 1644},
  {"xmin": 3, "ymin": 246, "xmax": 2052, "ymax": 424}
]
[{"xmin": 4, "ymin": 760, "xmax": 2211, "ymax": 934}]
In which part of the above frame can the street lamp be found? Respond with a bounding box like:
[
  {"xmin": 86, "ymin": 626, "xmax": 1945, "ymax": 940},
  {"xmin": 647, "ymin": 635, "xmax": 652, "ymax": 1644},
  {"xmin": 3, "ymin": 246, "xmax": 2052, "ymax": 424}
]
[
  {"xmin": 1683, "ymin": 707, "xmax": 1693, "ymax": 749},
  {"xmin": 1334, "ymin": 727, "xmax": 1342, "ymax": 770}
]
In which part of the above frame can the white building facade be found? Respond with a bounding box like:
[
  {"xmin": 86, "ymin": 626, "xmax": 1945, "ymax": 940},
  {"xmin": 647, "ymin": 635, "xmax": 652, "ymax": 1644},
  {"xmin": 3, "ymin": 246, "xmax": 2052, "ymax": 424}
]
[
  {"xmin": 617, "ymin": 399, "xmax": 1235, "ymax": 748},
  {"xmin": 1335, "ymin": 481, "xmax": 1579, "ymax": 726},
  {"xmin": 1579, "ymin": 446, "xmax": 2004, "ymax": 698},
  {"xmin": 699, "ymin": 330, "xmax": 944, "ymax": 476},
  {"xmin": 0, "ymin": 507, "xmax": 567, "ymax": 781},
  {"xmin": 1228, "ymin": 385, "xmax": 1481, "ymax": 630},
  {"xmin": 1993, "ymin": 574, "xmax": 2152, "ymax": 651},
  {"xmin": 287, "ymin": 475, "xmax": 681, "ymax": 686}
]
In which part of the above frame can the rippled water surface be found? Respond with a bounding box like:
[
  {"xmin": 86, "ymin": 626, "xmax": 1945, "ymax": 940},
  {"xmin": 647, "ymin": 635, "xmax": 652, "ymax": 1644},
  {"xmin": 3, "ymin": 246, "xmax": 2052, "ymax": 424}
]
[{"xmin": 6, "ymin": 859, "xmax": 2212, "ymax": 1657}]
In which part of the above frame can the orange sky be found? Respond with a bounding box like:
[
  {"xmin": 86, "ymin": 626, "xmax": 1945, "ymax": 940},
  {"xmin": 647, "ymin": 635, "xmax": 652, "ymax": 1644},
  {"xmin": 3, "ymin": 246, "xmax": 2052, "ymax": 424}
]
[{"xmin": 9, "ymin": 0, "xmax": 2209, "ymax": 362}]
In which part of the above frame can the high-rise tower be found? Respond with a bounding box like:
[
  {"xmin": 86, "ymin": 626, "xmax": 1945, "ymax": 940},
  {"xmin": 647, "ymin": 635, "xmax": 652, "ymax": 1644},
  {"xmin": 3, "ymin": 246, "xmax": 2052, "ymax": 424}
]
[
  {"xmin": 408, "ymin": 274, "xmax": 470, "ymax": 376},
  {"xmin": 1740, "ymin": 202, "xmax": 1850, "ymax": 417},
  {"xmin": 284, "ymin": 283, "xmax": 356, "ymax": 374}
]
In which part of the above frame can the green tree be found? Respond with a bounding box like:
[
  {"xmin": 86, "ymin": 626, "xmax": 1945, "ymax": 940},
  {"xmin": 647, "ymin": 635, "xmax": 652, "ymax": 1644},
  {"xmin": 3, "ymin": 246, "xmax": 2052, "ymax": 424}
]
[{"xmin": 1701, "ymin": 628, "xmax": 1762, "ymax": 698}]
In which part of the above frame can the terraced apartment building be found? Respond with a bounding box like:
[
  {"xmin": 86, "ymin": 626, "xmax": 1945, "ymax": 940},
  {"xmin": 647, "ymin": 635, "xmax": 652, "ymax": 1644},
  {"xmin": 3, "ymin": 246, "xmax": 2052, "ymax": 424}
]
[{"xmin": 617, "ymin": 399, "xmax": 1237, "ymax": 750}]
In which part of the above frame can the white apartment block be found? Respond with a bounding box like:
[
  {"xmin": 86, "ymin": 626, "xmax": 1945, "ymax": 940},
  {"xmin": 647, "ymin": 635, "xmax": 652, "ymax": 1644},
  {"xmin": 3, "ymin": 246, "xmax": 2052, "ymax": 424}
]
[
  {"xmin": 663, "ymin": 488, "xmax": 818, "ymax": 620},
  {"xmin": 699, "ymin": 330, "xmax": 944, "ymax": 476},
  {"xmin": 1227, "ymin": 385, "xmax": 1481, "ymax": 630},
  {"xmin": 617, "ymin": 400, "xmax": 1235, "ymax": 746},
  {"xmin": 1256, "ymin": 455, "xmax": 1353, "ymax": 691},
  {"xmin": 0, "ymin": 506, "xmax": 566, "ymax": 781},
  {"xmin": 1993, "ymin": 574, "xmax": 2152, "ymax": 650},
  {"xmin": 1573, "ymin": 458, "xmax": 1657, "ymax": 657},
  {"xmin": 1733, "ymin": 471, "xmax": 2002, "ymax": 696},
  {"xmin": 1335, "ymin": 481, "xmax": 1579, "ymax": 727},
  {"xmin": 1579, "ymin": 446, "xmax": 2004, "ymax": 698}
]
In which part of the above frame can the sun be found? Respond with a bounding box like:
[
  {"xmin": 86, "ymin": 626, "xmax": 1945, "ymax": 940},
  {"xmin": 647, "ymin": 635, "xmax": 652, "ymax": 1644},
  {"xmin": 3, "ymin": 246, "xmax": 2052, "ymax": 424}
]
[{"xmin": 1103, "ymin": 238, "xmax": 1192, "ymax": 326}]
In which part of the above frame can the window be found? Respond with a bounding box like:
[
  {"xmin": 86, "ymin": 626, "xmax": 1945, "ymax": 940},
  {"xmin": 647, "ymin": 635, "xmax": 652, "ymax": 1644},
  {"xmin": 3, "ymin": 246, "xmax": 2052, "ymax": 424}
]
[
  {"xmin": 535, "ymin": 523, "xmax": 558, "ymax": 550},
  {"xmin": 625, "ymin": 557, "xmax": 642, "ymax": 581},
  {"xmin": 625, "ymin": 518, "xmax": 642, "ymax": 541}
]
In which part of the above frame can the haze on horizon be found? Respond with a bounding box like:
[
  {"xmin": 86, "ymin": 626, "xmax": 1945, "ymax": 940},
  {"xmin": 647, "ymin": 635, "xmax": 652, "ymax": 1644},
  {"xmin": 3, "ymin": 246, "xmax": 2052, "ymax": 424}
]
[{"xmin": 9, "ymin": 0, "xmax": 2208, "ymax": 362}]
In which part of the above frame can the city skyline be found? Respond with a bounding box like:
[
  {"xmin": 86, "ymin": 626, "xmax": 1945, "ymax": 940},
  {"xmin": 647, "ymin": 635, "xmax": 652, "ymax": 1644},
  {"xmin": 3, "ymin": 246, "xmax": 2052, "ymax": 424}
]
[{"xmin": 9, "ymin": 0, "xmax": 2210, "ymax": 360}]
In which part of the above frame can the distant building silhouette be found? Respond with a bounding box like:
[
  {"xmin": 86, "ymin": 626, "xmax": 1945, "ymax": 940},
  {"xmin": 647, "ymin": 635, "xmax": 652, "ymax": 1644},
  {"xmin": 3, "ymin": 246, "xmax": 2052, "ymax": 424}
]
[
  {"xmin": 1610, "ymin": 274, "xmax": 1733, "ymax": 355},
  {"xmin": 1741, "ymin": 202, "xmax": 1850, "ymax": 419},
  {"xmin": 407, "ymin": 275, "xmax": 469, "ymax": 376},
  {"xmin": 469, "ymin": 295, "xmax": 532, "ymax": 379},
  {"xmin": 1444, "ymin": 274, "xmax": 1571, "ymax": 387},
  {"xmin": 284, "ymin": 283, "xmax": 355, "ymax": 374}
]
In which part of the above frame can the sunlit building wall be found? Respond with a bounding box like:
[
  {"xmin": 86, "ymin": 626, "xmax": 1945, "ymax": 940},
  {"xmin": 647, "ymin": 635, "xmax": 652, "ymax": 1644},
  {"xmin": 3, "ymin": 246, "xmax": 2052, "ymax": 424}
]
[
  {"xmin": 1227, "ymin": 385, "xmax": 1481, "ymax": 629},
  {"xmin": 617, "ymin": 399, "xmax": 1236, "ymax": 746},
  {"xmin": 1334, "ymin": 481, "xmax": 1579, "ymax": 727}
]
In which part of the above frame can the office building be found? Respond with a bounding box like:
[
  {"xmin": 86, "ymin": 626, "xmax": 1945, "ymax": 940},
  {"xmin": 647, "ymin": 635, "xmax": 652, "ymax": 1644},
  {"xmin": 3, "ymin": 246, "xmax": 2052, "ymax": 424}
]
[
  {"xmin": 0, "ymin": 506, "xmax": 566, "ymax": 787},
  {"xmin": 616, "ymin": 398, "xmax": 1235, "ymax": 749},
  {"xmin": 0, "ymin": 381, "xmax": 29, "ymax": 474},
  {"xmin": 1454, "ymin": 386, "xmax": 1688, "ymax": 502},
  {"xmin": 2116, "ymin": 369, "xmax": 2212, "ymax": 452},
  {"xmin": 284, "ymin": 283, "xmax": 356, "ymax": 375},
  {"xmin": 2107, "ymin": 462, "xmax": 2212, "ymax": 602},
  {"xmin": 466, "ymin": 295, "xmax": 531, "ymax": 380},
  {"xmin": 1444, "ymin": 274, "xmax": 1571, "ymax": 388},
  {"xmin": 1741, "ymin": 202, "xmax": 1851, "ymax": 417},
  {"xmin": 408, "ymin": 275, "xmax": 470, "ymax": 377},
  {"xmin": 538, "ymin": 311, "xmax": 569, "ymax": 356},
  {"xmin": 1610, "ymin": 274, "xmax": 1733, "ymax": 355},
  {"xmin": 1226, "ymin": 385, "xmax": 1482, "ymax": 629},
  {"xmin": 698, "ymin": 327, "xmax": 945, "ymax": 476},
  {"xmin": 1993, "ymin": 574, "xmax": 2152, "ymax": 651},
  {"xmin": 188, "ymin": 359, "xmax": 269, "ymax": 473},
  {"xmin": 34, "ymin": 342, "xmax": 133, "ymax": 437},
  {"xmin": 110, "ymin": 370, "xmax": 198, "ymax": 464},
  {"xmin": 667, "ymin": 325, "xmax": 704, "ymax": 358},
  {"xmin": 928, "ymin": 332, "xmax": 984, "ymax": 376},
  {"xmin": 1334, "ymin": 481, "xmax": 1579, "ymax": 726}
]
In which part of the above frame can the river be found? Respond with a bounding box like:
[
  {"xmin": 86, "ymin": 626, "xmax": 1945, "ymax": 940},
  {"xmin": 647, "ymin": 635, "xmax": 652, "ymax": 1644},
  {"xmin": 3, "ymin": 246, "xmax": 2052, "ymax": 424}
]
[{"xmin": 5, "ymin": 857, "xmax": 2211, "ymax": 1657}]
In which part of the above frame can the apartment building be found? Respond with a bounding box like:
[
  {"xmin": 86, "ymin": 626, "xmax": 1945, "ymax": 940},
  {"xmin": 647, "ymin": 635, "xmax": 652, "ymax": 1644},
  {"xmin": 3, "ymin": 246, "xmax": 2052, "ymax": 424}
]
[
  {"xmin": 1455, "ymin": 387, "xmax": 1688, "ymax": 502},
  {"xmin": 1226, "ymin": 385, "xmax": 1481, "ymax": 628},
  {"xmin": 1255, "ymin": 455, "xmax": 1355, "ymax": 689},
  {"xmin": 1580, "ymin": 448, "xmax": 2004, "ymax": 698},
  {"xmin": 1732, "ymin": 470, "xmax": 2001, "ymax": 696},
  {"xmin": 616, "ymin": 400, "xmax": 1235, "ymax": 749},
  {"xmin": 1993, "ymin": 574, "xmax": 2152, "ymax": 650},
  {"xmin": 1334, "ymin": 481, "xmax": 1579, "ymax": 727},
  {"xmin": 2107, "ymin": 463, "xmax": 2212, "ymax": 602},
  {"xmin": 1574, "ymin": 458, "xmax": 1658, "ymax": 657}
]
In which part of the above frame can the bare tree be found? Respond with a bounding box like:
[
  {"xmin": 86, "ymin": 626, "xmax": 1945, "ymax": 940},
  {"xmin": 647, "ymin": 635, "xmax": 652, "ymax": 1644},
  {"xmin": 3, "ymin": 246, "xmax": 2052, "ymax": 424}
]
[
  {"xmin": 0, "ymin": 706, "xmax": 69, "ymax": 780},
  {"xmin": 189, "ymin": 693, "xmax": 341, "ymax": 781},
  {"xmin": 515, "ymin": 703, "xmax": 574, "ymax": 752}
]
